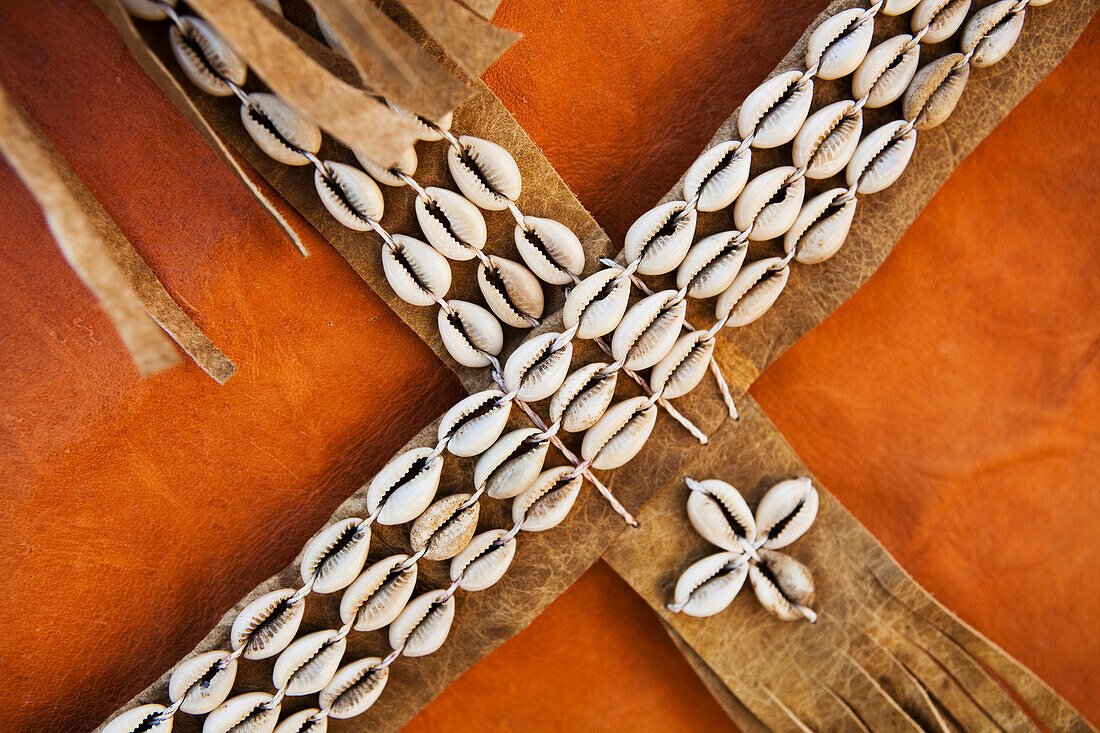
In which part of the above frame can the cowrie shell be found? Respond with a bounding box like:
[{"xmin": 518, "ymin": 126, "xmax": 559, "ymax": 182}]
[
  {"xmin": 367, "ymin": 447, "xmax": 442, "ymax": 525},
  {"xmin": 784, "ymin": 188, "xmax": 858, "ymax": 265},
  {"xmin": 382, "ymin": 234, "xmax": 452, "ymax": 307},
  {"xmin": 651, "ymin": 331, "xmax": 715, "ymax": 400},
  {"xmin": 683, "ymin": 141, "xmax": 752, "ymax": 212},
  {"xmin": 853, "ymin": 35, "xmax": 921, "ymax": 109},
  {"xmin": 474, "ymin": 428, "xmax": 550, "ymax": 500},
  {"xmin": 755, "ymin": 477, "xmax": 819, "ymax": 549},
  {"xmin": 409, "ymin": 493, "xmax": 479, "ymax": 560},
  {"xmin": 438, "ymin": 389, "xmax": 512, "ymax": 457},
  {"xmin": 204, "ymin": 692, "xmax": 279, "ymax": 733},
  {"xmin": 673, "ymin": 551, "xmax": 749, "ymax": 618},
  {"xmin": 686, "ymin": 479, "xmax": 756, "ymax": 551},
  {"xmin": 168, "ymin": 651, "xmax": 237, "ymax": 715},
  {"xmin": 299, "ymin": 518, "xmax": 371, "ymax": 593},
  {"xmin": 120, "ymin": 0, "xmax": 176, "ymax": 21},
  {"xmin": 478, "ymin": 255, "xmax": 544, "ymax": 328},
  {"xmin": 612, "ymin": 290, "xmax": 687, "ymax": 370},
  {"xmin": 386, "ymin": 102, "xmax": 455, "ymax": 142},
  {"xmin": 550, "ymin": 362, "xmax": 618, "ymax": 433},
  {"xmin": 750, "ymin": 549, "xmax": 817, "ymax": 622},
  {"xmin": 676, "ymin": 231, "xmax": 747, "ymax": 300},
  {"xmin": 319, "ymin": 657, "xmax": 389, "ymax": 719},
  {"xmin": 716, "ymin": 257, "xmax": 790, "ymax": 328},
  {"xmin": 274, "ymin": 710, "xmax": 326, "ymax": 733},
  {"xmin": 354, "ymin": 144, "xmax": 417, "ymax": 187},
  {"xmin": 563, "ymin": 268, "xmax": 631, "ymax": 339},
  {"xmin": 450, "ymin": 529, "xmax": 517, "ymax": 591},
  {"xmin": 340, "ymin": 555, "xmax": 418, "ymax": 631},
  {"xmin": 581, "ymin": 396, "xmax": 658, "ymax": 470},
  {"xmin": 314, "ymin": 161, "xmax": 384, "ymax": 230},
  {"xmin": 389, "ymin": 590, "xmax": 455, "ymax": 657},
  {"xmin": 415, "ymin": 186, "xmax": 487, "ymax": 261},
  {"xmin": 513, "ymin": 465, "xmax": 583, "ymax": 531},
  {"xmin": 792, "ymin": 101, "xmax": 863, "ymax": 180},
  {"xmin": 438, "ymin": 299, "xmax": 503, "ymax": 368},
  {"xmin": 504, "ymin": 332, "xmax": 573, "ymax": 401},
  {"xmin": 734, "ymin": 166, "xmax": 806, "ymax": 241},
  {"xmin": 448, "ymin": 135, "xmax": 522, "ymax": 210},
  {"xmin": 903, "ymin": 54, "xmax": 970, "ymax": 131},
  {"xmin": 846, "ymin": 120, "xmax": 917, "ymax": 194},
  {"xmin": 961, "ymin": 0, "xmax": 1026, "ymax": 68},
  {"xmin": 240, "ymin": 93, "xmax": 321, "ymax": 167},
  {"xmin": 272, "ymin": 630, "xmax": 346, "ymax": 696},
  {"xmin": 230, "ymin": 589, "xmax": 304, "ymax": 660},
  {"xmin": 912, "ymin": 0, "xmax": 972, "ymax": 44},
  {"xmin": 738, "ymin": 70, "xmax": 814, "ymax": 149},
  {"xmin": 882, "ymin": 0, "xmax": 921, "ymax": 14},
  {"xmin": 515, "ymin": 216, "xmax": 585, "ymax": 285},
  {"xmin": 624, "ymin": 201, "xmax": 697, "ymax": 275},
  {"xmin": 169, "ymin": 16, "xmax": 246, "ymax": 97},
  {"xmin": 103, "ymin": 704, "xmax": 172, "ymax": 733},
  {"xmin": 806, "ymin": 8, "xmax": 874, "ymax": 80}
]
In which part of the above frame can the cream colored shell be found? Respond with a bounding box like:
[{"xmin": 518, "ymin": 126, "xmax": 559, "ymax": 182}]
[
  {"xmin": 447, "ymin": 135, "xmax": 522, "ymax": 210},
  {"xmin": 784, "ymin": 188, "xmax": 857, "ymax": 265},
  {"xmin": 103, "ymin": 704, "xmax": 172, "ymax": 733},
  {"xmin": 438, "ymin": 299, "xmax": 503, "ymax": 368},
  {"xmin": 169, "ymin": 16, "xmax": 246, "ymax": 97},
  {"xmin": 450, "ymin": 529, "xmax": 517, "ymax": 591},
  {"xmin": 388, "ymin": 590, "xmax": 455, "ymax": 657},
  {"xmin": 382, "ymin": 234, "xmax": 452, "ymax": 307},
  {"xmin": 240, "ymin": 93, "xmax": 321, "ymax": 167},
  {"xmin": 271, "ymin": 629, "xmax": 346, "ymax": 696},
  {"xmin": 169, "ymin": 651, "xmax": 237, "ymax": 715},
  {"xmin": 273, "ymin": 709, "xmax": 326, "ymax": 733},
  {"xmin": 504, "ymin": 332, "xmax": 573, "ymax": 401},
  {"xmin": 912, "ymin": 0, "xmax": 972, "ymax": 44},
  {"xmin": 805, "ymin": 8, "xmax": 874, "ymax": 80},
  {"xmin": 792, "ymin": 101, "xmax": 863, "ymax": 180},
  {"xmin": 624, "ymin": 201, "xmax": 697, "ymax": 275},
  {"xmin": 230, "ymin": 588, "xmax": 304, "ymax": 660},
  {"xmin": 903, "ymin": 53, "xmax": 970, "ymax": 131},
  {"xmin": 299, "ymin": 517, "xmax": 371, "ymax": 593},
  {"xmin": 354, "ymin": 144, "xmax": 417, "ymax": 187},
  {"xmin": 512, "ymin": 466, "xmax": 583, "ymax": 531},
  {"xmin": 676, "ymin": 231, "xmax": 747, "ymax": 300},
  {"xmin": 683, "ymin": 141, "xmax": 751, "ymax": 212},
  {"xmin": 478, "ymin": 255, "xmax": 545, "ymax": 328},
  {"xmin": 415, "ymin": 186, "xmax": 487, "ymax": 260},
  {"xmin": 610, "ymin": 289, "xmax": 688, "ymax": 370},
  {"xmin": 580, "ymin": 396, "xmax": 658, "ymax": 470},
  {"xmin": 852, "ymin": 34, "xmax": 921, "ymax": 109},
  {"xmin": 755, "ymin": 477, "xmax": 819, "ymax": 549},
  {"xmin": 749, "ymin": 549, "xmax": 817, "ymax": 622},
  {"xmin": 366, "ymin": 446, "xmax": 442, "ymax": 525},
  {"xmin": 673, "ymin": 551, "xmax": 749, "ymax": 618},
  {"xmin": 339, "ymin": 554, "xmax": 418, "ymax": 632},
  {"xmin": 438, "ymin": 389, "xmax": 512, "ymax": 457},
  {"xmin": 562, "ymin": 268, "xmax": 631, "ymax": 339},
  {"xmin": 121, "ymin": 0, "xmax": 177, "ymax": 21},
  {"xmin": 846, "ymin": 120, "xmax": 917, "ymax": 194},
  {"xmin": 686, "ymin": 478, "xmax": 756, "ymax": 551},
  {"xmin": 651, "ymin": 331, "xmax": 715, "ymax": 400},
  {"xmin": 716, "ymin": 257, "xmax": 790, "ymax": 328},
  {"xmin": 474, "ymin": 428, "xmax": 549, "ymax": 500},
  {"xmin": 515, "ymin": 216, "xmax": 585, "ymax": 285},
  {"xmin": 409, "ymin": 493, "xmax": 479, "ymax": 560},
  {"xmin": 961, "ymin": 0, "xmax": 1025, "ymax": 67},
  {"xmin": 319, "ymin": 657, "xmax": 390, "ymax": 719},
  {"xmin": 738, "ymin": 70, "xmax": 814, "ymax": 148},
  {"xmin": 549, "ymin": 362, "xmax": 617, "ymax": 433},
  {"xmin": 203, "ymin": 691, "xmax": 280, "ymax": 733},
  {"xmin": 314, "ymin": 161, "xmax": 384, "ymax": 231},
  {"xmin": 734, "ymin": 166, "xmax": 806, "ymax": 241}
]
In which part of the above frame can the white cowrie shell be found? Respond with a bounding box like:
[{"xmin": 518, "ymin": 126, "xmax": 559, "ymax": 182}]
[
  {"xmin": 121, "ymin": 0, "xmax": 176, "ymax": 21},
  {"xmin": 169, "ymin": 16, "xmax": 246, "ymax": 97},
  {"xmin": 382, "ymin": 234, "xmax": 452, "ymax": 307},
  {"xmin": 410, "ymin": 493, "xmax": 480, "ymax": 560},
  {"xmin": 340, "ymin": 555, "xmax": 418, "ymax": 631},
  {"xmin": 792, "ymin": 101, "xmax": 863, "ymax": 180},
  {"xmin": 550, "ymin": 362, "xmax": 618, "ymax": 433},
  {"xmin": 903, "ymin": 54, "xmax": 970, "ymax": 131},
  {"xmin": 319, "ymin": 657, "xmax": 390, "ymax": 719},
  {"xmin": 686, "ymin": 478, "xmax": 757, "ymax": 551},
  {"xmin": 389, "ymin": 590, "xmax": 455, "ymax": 657},
  {"xmin": 169, "ymin": 651, "xmax": 237, "ymax": 715},
  {"xmin": 230, "ymin": 589, "xmax": 304, "ymax": 660},
  {"xmin": 624, "ymin": 201, "xmax": 698, "ymax": 275},
  {"xmin": 581, "ymin": 396, "xmax": 658, "ymax": 470},
  {"xmin": 912, "ymin": 0, "xmax": 972, "ymax": 44},
  {"xmin": 103, "ymin": 704, "xmax": 172, "ymax": 733},
  {"xmin": 240, "ymin": 93, "xmax": 321, "ymax": 167},
  {"xmin": 676, "ymin": 231, "xmax": 747, "ymax": 300},
  {"xmin": 716, "ymin": 257, "xmax": 790, "ymax": 328},
  {"xmin": 734, "ymin": 167, "xmax": 806, "ymax": 241},
  {"xmin": 513, "ymin": 465, "xmax": 583, "ymax": 531},
  {"xmin": 784, "ymin": 188, "xmax": 858, "ymax": 265},
  {"xmin": 562, "ymin": 268, "xmax": 631, "ymax": 339},
  {"xmin": 755, "ymin": 477, "xmax": 819, "ymax": 549},
  {"xmin": 450, "ymin": 529, "xmax": 517, "ymax": 591},
  {"xmin": 367, "ymin": 447, "xmax": 443, "ymax": 525},
  {"xmin": 806, "ymin": 8, "xmax": 875, "ymax": 80},
  {"xmin": 846, "ymin": 120, "xmax": 918, "ymax": 194},
  {"xmin": 438, "ymin": 389, "xmax": 512, "ymax": 457},
  {"xmin": 448, "ymin": 135, "xmax": 522, "ymax": 210},
  {"xmin": 612, "ymin": 290, "xmax": 688, "ymax": 370},
  {"xmin": 438, "ymin": 299, "xmax": 503, "ymax": 368},
  {"xmin": 203, "ymin": 692, "xmax": 279, "ymax": 733},
  {"xmin": 299, "ymin": 518, "xmax": 371, "ymax": 593},
  {"xmin": 415, "ymin": 186, "xmax": 487, "ymax": 261},
  {"xmin": 853, "ymin": 35, "xmax": 921, "ymax": 109},
  {"xmin": 750, "ymin": 549, "xmax": 817, "ymax": 622},
  {"xmin": 651, "ymin": 332, "xmax": 715, "ymax": 400},
  {"xmin": 683, "ymin": 142, "xmax": 752, "ymax": 212},
  {"xmin": 474, "ymin": 427, "xmax": 550, "ymax": 500},
  {"xmin": 314, "ymin": 161, "xmax": 384, "ymax": 231},
  {"xmin": 354, "ymin": 144, "xmax": 417, "ymax": 187},
  {"xmin": 882, "ymin": 0, "xmax": 921, "ymax": 15},
  {"xmin": 738, "ymin": 70, "xmax": 814, "ymax": 149},
  {"xmin": 673, "ymin": 551, "xmax": 749, "ymax": 617},
  {"xmin": 274, "ymin": 710, "xmax": 326, "ymax": 733},
  {"xmin": 478, "ymin": 255, "xmax": 544, "ymax": 328},
  {"xmin": 272, "ymin": 630, "xmax": 346, "ymax": 696},
  {"xmin": 515, "ymin": 216, "xmax": 585, "ymax": 285},
  {"xmin": 504, "ymin": 332, "xmax": 573, "ymax": 401},
  {"xmin": 961, "ymin": 0, "xmax": 1026, "ymax": 68}
]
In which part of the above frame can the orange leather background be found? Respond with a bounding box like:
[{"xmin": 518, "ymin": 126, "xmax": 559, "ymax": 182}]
[{"xmin": 0, "ymin": 1, "xmax": 1096, "ymax": 732}]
